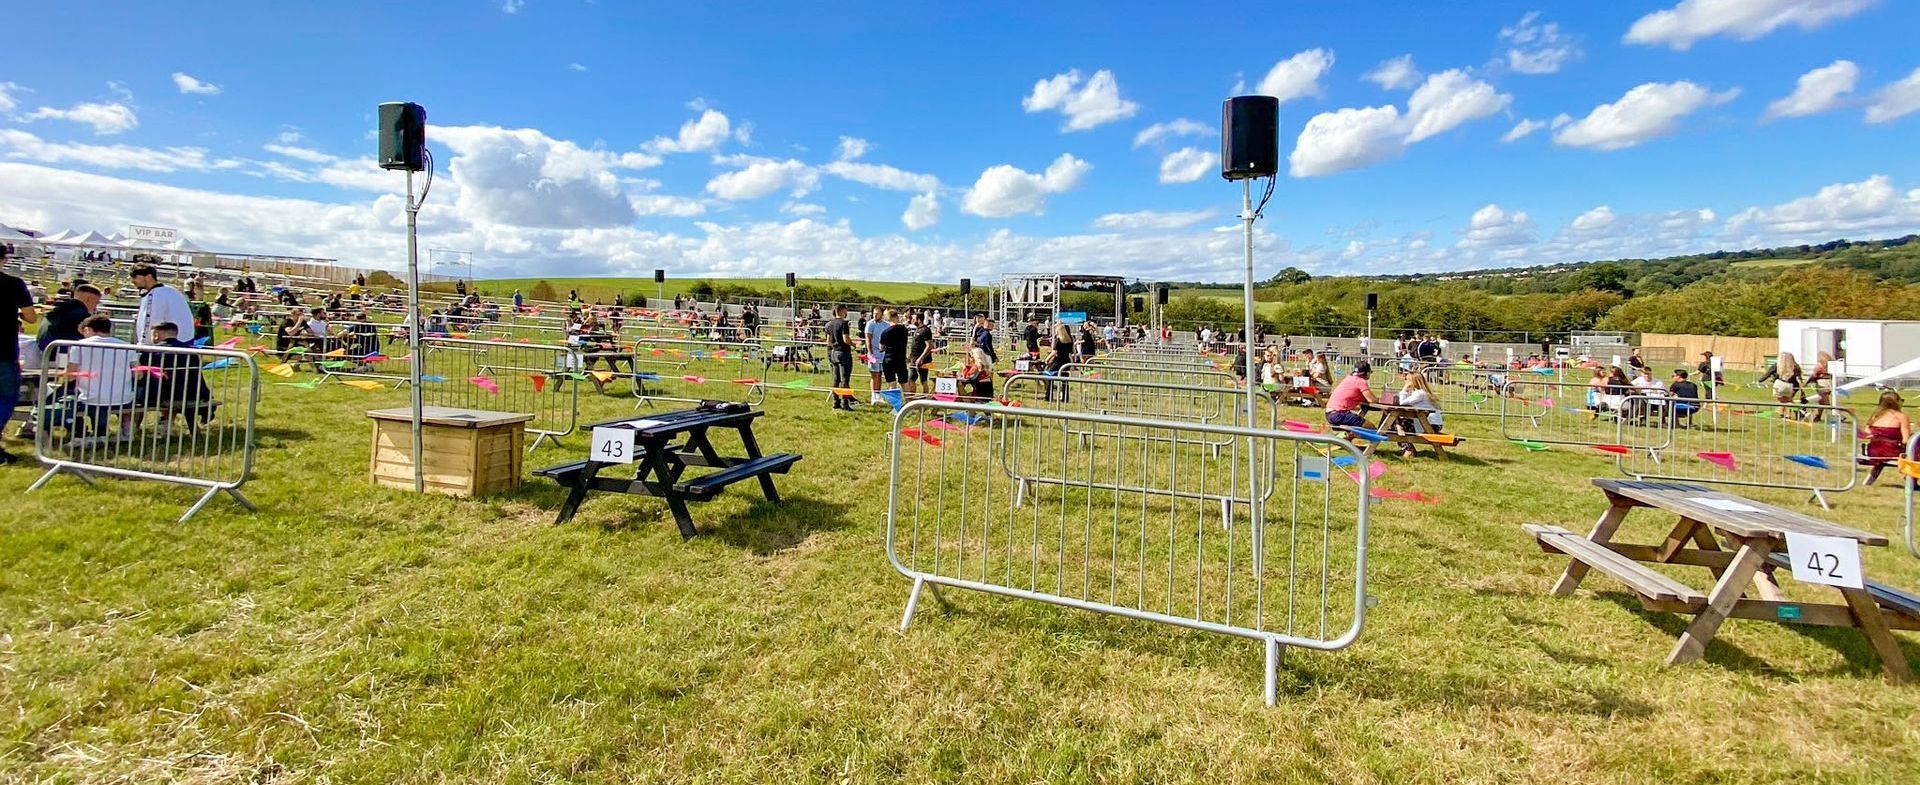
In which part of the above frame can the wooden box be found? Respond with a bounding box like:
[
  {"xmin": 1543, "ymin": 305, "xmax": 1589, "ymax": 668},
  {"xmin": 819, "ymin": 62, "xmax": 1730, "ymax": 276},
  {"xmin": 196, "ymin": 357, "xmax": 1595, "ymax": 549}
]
[{"xmin": 367, "ymin": 406, "xmax": 533, "ymax": 497}]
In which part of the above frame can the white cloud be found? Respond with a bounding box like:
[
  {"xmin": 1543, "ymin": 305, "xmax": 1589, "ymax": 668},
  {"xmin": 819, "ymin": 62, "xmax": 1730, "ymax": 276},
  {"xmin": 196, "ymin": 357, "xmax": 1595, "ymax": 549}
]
[
  {"xmin": 1363, "ymin": 55, "xmax": 1421, "ymax": 90},
  {"xmin": 1289, "ymin": 105, "xmax": 1405, "ymax": 177},
  {"xmin": 1501, "ymin": 118, "xmax": 1547, "ymax": 142},
  {"xmin": 902, "ymin": 192, "xmax": 939, "ymax": 231},
  {"xmin": 644, "ymin": 109, "xmax": 734, "ymax": 154},
  {"xmin": 630, "ymin": 194, "xmax": 707, "ymax": 217},
  {"xmin": 0, "ymin": 129, "xmax": 239, "ymax": 173},
  {"xmin": 502, "ymin": 0, "xmax": 524, "ymax": 13},
  {"xmin": 834, "ymin": 136, "xmax": 869, "ymax": 161},
  {"xmin": 1404, "ymin": 69, "xmax": 1512, "ymax": 142},
  {"xmin": 1255, "ymin": 48, "xmax": 1335, "ymax": 103},
  {"xmin": 1092, "ymin": 209, "xmax": 1219, "ymax": 231},
  {"xmin": 0, "ymin": 82, "xmax": 22, "ymax": 113},
  {"xmin": 780, "ymin": 201, "xmax": 826, "ymax": 217},
  {"xmin": 433, "ymin": 125, "xmax": 660, "ymax": 228},
  {"xmin": 1724, "ymin": 174, "xmax": 1920, "ymax": 239},
  {"xmin": 1625, "ymin": 0, "xmax": 1875, "ymax": 50},
  {"xmin": 704, "ymin": 158, "xmax": 816, "ymax": 201},
  {"xmin": 1157, "ymin": 147, "xmax": 1217, "ymax": 184},
  {"xmin": 819, "ymin": 160, "xmax": 939, "ymax": 192},
  {"xmin": 24, "ymin": 101, "xmax": 139, "ymax": 135},
  {"xmin": 1499, "ymin": 12, "xmax": 1580, "ymax": 74},
  {"xmin": 1022, "ymin": 69, "xmax": 1140, "ymax": 132},
  {"xmin": 568, "ymin": 63, "xmax": 588, "ymax": 73},
  {"xmin": 1864, "ymin": 67, "xmax": 1920, "ymax": 124},
  {"xmin": 961, "ymin": 154, "xmax": 1091, "ymax": 218},
  {"xmin": 1568, "ymin": 205, "xmax": 1619, "ymax": 234},
  {"xmin": 263, "ymin": 143, "xmax": 335, "ymax": 164},
  {"xmin": 1552, "ymin": 81, "xmax": 1738, "ymax": 151},
  {"xmin": 1765, "ymin": 60, "xmax": 1860, "ymax": 120},
  {"xmin": 171, "ymin": 72, "xmax": 220, "ymax": 95},
  {"xmin": 1456, "ymin": 203, "xmax": 1536, "ymax": 255},
  {"xmin": 1132, "ymin": 118, "xmax": 1211, "ymax": 148}
]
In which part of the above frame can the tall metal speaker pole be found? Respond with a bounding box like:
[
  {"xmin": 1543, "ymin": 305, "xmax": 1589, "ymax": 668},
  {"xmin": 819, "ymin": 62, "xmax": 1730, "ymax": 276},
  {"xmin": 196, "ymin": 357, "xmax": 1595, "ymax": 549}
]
[
  {"xmin": 406, "ymin": 170, "xmax": 423, "ymax": 493},
  {"xmin": 1241, "ymin": 176, "xmax": 1260, "ymax": 526}
]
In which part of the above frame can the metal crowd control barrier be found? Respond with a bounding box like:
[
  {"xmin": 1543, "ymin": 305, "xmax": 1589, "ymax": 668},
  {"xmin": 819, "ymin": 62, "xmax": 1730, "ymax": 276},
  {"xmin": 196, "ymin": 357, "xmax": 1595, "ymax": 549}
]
[
  {"xmin": 626, "ymin": 337, "xmax": 769, "ymax": 407},
  {"xmin": 1905, "ymin": 433, "xmax": 1918, "ymax": 559},
  {"xmin": 1613, "ymin": 396, "xmax": 1858, "ymax": 508},
  {"xmin": 29, "ymin": 341, "xmax": 261, "ymax": 522},
  {"xmin": 1060, "ymin": 362, "xmax": 1238, "ymax": 388},
  {"xmin": 418, "ymin": 337, "xmax": 580, "ymax": 449},
  {"xmin": 1498, "ymin": 380, "xmax": 1672, "ymax": 452},
  {"xmin": 886, "ymin": 399, "xmax": 1373, "ymax": 705},
  {"xmin": 1003, "ymin": 373, "xmax": 1278, "ymax": 437}
]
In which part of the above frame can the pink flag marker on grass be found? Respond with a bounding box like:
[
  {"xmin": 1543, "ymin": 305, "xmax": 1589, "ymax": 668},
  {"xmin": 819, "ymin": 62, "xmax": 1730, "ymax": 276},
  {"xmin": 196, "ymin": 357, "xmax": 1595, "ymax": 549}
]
[
  {"xmin": 1696, "ymin": 451, "xmax": 1737, "ymax": 472},
  {"xmin": 469, "ymin": 376, "xmax": 500, "ymax": 395}
]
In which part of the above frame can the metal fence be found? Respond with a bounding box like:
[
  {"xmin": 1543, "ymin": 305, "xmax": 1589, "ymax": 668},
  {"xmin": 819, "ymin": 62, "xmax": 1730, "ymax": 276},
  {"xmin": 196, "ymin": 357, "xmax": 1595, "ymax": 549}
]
[
  {"xmin": 1906, "ymin": 434, "xmax": 1918, "ymax": 558},
  {"xmin": 1498, "ymin": 380, "xmax": 1672, "ymax": 452},
  {"xmin": 1003, "ymin": 373, "xmax": 1277, "ymax": 435},
  {"xmin": 1059, "ymin": 362, "xmax": 1239, "ymax": 388},
  {"xmin": 418, "ymin": 337, "xmax": 580, "ymax": 448},
  {"xmin": 1613, "ymin": 396, "xmax": 1858, "ymax": 507},
  {"xmin": 885, "ymin": 399, "xmax": 1372, "ymax": 705},
  {"xmin": 28, "ymin": 340, "xmax": 260, "ymax": 522}
]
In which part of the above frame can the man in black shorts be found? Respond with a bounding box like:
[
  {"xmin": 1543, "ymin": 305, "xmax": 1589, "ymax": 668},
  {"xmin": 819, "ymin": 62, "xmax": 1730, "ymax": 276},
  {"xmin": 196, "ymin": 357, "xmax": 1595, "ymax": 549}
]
[
  {"xmin": 824, "ymin": 305, "xmax": 854, "ymax": 410},
  {"xmin": 880, "ymin": 313, "xmax": 910, "ymax": 392},
  {"xmin": 907, "ymin": 312, "xmax": 934, "ymax": 395}
]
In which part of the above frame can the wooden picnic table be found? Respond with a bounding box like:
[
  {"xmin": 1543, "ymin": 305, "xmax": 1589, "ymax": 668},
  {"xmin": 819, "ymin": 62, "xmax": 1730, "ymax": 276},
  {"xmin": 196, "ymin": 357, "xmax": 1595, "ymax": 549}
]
[
  {"xmin": 1359, "ymin": 402, "xmax": 1463, "ymax": 458},
  {"xmin": 536, "ymin": 406, "xmax": 799, "ymax": 538},
  {"xmin": 1527, "ymin": 478, "xmax": 1918, "ymax": 682}
]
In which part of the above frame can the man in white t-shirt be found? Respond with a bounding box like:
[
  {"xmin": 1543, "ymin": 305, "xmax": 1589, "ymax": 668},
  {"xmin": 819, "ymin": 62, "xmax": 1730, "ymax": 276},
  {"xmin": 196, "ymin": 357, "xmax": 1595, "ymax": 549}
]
[
  {"xmin": 64, "ymin": 314, "xmax": 135, "ymax": 444},
  {"xmin": 132, "ymin": 265, "xmax": 194, "ymax": 342}
]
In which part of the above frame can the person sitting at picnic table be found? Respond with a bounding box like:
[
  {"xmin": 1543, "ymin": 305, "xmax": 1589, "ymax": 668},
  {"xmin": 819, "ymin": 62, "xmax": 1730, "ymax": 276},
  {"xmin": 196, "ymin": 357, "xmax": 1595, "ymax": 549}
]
[
  {"xmin": 1585, "ymin": 367, "xmax": 1614, "ymax": 414},
  {"xmin": 1324, "ymin": 361, "xmax": 1377, "ymax": 429},
  {"xmin": 59, "ymin": 315, "xmax": 135, "ymax": 445},
  {"xmin": 959, "ymin": 347, "xmax": 993, "ymax": 402},
  {"xmin": 1307, "ymin": 351, "xmax": 1333, "ymax": 389},
  {"xmin": 1391, "ymin": 369, "xmax": 1443, "ymax": 457},
  {"xmin": 1667, "ymin": 369, "xmax": 1701, "ymax": 424},
  {"xmin": 132, "ymin": 322, "xmax": 212, "ymax": 436},
  {"xmin": 1862, "ymin": 391, "xmax": 1912, "ymax": 486}
]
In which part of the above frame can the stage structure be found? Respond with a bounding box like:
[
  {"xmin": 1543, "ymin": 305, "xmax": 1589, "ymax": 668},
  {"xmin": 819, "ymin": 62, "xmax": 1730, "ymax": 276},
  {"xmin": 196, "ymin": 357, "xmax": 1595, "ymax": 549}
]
[{"xmin": 995, "ymin": 274, "xmax": 1132, "ymax": 339}]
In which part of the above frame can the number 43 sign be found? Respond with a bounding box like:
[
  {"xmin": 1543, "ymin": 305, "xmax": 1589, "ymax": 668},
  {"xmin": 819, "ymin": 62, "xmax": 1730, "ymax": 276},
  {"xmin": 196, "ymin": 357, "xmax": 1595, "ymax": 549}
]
[
  {"xmin": 1784, "ymin": 532, "xmax": 1863, "ymax": 590},
  {"xmin": 591, "ymin": 426, "xmax": 637, "ymax": 464}
]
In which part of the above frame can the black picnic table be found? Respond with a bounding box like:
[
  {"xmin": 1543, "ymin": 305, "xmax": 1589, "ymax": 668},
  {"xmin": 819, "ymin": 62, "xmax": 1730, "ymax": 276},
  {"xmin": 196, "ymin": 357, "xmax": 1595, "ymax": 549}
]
[{"xmin": 536, "ymin": 407, "xmax": 799, "ymax": 537}]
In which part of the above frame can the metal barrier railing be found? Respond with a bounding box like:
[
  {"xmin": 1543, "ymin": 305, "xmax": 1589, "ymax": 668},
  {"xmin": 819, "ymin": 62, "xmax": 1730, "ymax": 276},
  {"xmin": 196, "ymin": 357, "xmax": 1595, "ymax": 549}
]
[
  {"xmin": 1498, "ymin": 380, "xmax": 1672, "ymax": 452},
  {"xmin": 1613, "ymin": 396, "xmax": 1858, "ymax": 507},
  {"xmin": 28, "ymin": 340, "xmax": 261, "ymax": 522},
  {"xmin": 1003, "ymin": 373, "xmax": 1277, "ymax": 435},
  {"xmin": 1060, "ymin": 362, "xmax": 1239, "ymax": 388},
  {"xmin": 418, "ymin": 337, "xmax": 580, "ymax": 449},
  {"xmin": 1905, "ymin": 433, "xmax": 1918, "ymax": 558},
  {"xmin": 626, "ymin": 337, "xmax": 769, "ymax": 406},
  {"xmin": 886, "ymin": 399, "xmax": 1373, "ymax": 705}
]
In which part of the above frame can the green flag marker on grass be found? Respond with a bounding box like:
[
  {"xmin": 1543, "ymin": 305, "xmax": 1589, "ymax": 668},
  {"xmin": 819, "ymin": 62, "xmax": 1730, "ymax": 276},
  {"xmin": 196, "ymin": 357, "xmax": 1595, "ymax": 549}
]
[
  {"xmin": 782, "ymin": 379, "xmax": 810, "ymax": 390},
  {"xmin": 1510, "ymin": 439, "xmax": 1548, "ymax": 451}
]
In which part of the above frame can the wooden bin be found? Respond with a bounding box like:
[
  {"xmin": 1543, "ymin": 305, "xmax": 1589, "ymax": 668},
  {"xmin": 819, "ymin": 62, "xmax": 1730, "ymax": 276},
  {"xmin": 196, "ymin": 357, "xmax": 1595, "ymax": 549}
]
[{"xmin": 367, "ymin": 406, "xmax": 533, "ymax": 497}]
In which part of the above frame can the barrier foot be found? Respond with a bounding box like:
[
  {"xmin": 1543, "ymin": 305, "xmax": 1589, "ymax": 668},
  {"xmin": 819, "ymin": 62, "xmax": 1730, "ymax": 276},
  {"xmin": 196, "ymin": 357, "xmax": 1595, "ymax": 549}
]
[
  {"xmin": 1014, "ymin": 479, "xmax": 1027, "ymax": 508},
  {"xmin": 25, "ymin": 465, "xmax": 64, "ymax": 493},
  {"xmin": 1810, "ymin": 490, "xmax": 1831, "ymax": 510},
  {"xmin": 527, "ymin": 432, "xmax": 560, "ymax": 453},
  {"xmin": 227, "ymin": 488, "xmax": 257, "ymax": 513},
  {"xmin": 900, "ymin": 576, "xmax": 927, "ymax": 632},
  {"xmin": 181, "ymin": 487, "xmax": 221, "ymax": 523},
  {"xmin": 1263, "ymin": 638, "xmax": 1285, "ymax": 707}
]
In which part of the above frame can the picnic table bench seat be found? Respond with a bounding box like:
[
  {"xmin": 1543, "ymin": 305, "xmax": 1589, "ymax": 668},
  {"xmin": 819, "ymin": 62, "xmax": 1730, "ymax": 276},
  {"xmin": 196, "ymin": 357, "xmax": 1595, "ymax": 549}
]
[
  {"xmin": 673, "ymin": 452, "xmax": 800, "ymax": 499},
  {"xmin": 1762, "ymin": 552, "xmax": 1920, "ymax": 623},
  {"xmin": 1526, "ymin": 523, "xmax": 1707, "ymax": 604}
]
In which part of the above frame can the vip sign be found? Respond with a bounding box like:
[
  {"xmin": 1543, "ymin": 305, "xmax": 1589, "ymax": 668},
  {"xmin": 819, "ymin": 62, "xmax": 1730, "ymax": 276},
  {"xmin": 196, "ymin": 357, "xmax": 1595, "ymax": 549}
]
[
  {"xmin": 129, "ymin": 224, "xmax": 179, "ymax": 243},
  {"xmin": 1004, "ymin": 277, "xmax": 1058, "ymax": 305}
]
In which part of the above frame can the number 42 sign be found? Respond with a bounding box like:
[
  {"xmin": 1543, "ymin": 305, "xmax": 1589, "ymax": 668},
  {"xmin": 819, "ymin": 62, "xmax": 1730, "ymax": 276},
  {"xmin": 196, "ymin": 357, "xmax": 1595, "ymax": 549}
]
[
  {"xmin": 591, "ymin": 426, "xmax": 637, "ymax": 464},
  {"xmin": 1784, "ymin": 532, "xmax": 1863, "ymax": 590}
]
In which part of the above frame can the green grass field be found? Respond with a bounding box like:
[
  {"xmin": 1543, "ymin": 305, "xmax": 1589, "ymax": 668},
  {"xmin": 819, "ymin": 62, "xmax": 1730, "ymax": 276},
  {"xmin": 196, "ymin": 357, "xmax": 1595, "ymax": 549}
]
[
  {"xmin": 3, "ymin": 345, "xmax": 1919, "ymax": 782},
  {"xmin": 468, "ymin": 277, "xmax": 954, "ymax": 305}
]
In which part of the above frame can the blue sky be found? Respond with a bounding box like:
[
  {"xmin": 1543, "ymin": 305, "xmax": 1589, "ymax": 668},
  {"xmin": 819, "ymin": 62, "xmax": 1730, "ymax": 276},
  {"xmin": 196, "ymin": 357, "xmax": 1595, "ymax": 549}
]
[{"xmin": 2, "ymin": 0, "xmax": 1917, "ymax": 282}]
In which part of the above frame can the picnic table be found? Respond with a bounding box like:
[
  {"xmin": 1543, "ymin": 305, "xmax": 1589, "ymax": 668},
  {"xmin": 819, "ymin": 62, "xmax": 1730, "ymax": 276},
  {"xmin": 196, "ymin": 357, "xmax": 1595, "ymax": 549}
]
[
  {"xmin": 1355, "ymin": 402, "xmax": 1463, "ymax": 458},
  {"xmin": 535, "ymin": 406, "xmax": 799, "ymax": 538},
  {"xmin": 1526, "ymin": 478, "xmax": 1918, "ymax": 682}
]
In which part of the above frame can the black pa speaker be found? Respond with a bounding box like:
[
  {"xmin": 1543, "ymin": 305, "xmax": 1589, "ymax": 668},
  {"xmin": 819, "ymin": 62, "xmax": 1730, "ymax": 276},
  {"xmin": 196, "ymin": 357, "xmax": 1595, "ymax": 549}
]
[
  {"xmin": 1365, "ymin": 292, "xmax": 1378, "ymax": 311},
  {"xmin": 1220, "ymin": 96, "xmax": 1279, "ymax": 181},
  {"xmin": 654, "ymin": 269, "xmax": 665, "ymax": 283},
  {"xmin": 1156, "ymin": 287, "xmax": 1168, "ymax": 305},
  {"xmin": 959, "ymin": 278, "xmax": 971, "ymax": 296},
  {"xmin": 378, "ymin": 102, "xmax": 426, "ymax": 172},
  {"xmin": 1131, "ymin": 297, "xmax": 1143, "ymax": 313},
  {"xmin": 785, "ymin": 272, "xmax": 796, "ymax": 287}
]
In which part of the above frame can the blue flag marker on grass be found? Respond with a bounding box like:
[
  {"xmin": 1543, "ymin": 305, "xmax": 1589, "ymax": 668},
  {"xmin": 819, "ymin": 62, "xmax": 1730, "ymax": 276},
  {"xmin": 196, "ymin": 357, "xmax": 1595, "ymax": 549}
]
[
  {"xmin": 1346, "ymin": 427, "xmax": 1389, "ymax": 443},
  {"xmin": 634, "ymin": 372, "xmax": 661, "ymax": 381},
  {"xmin": 203, "ymin": 358, "xmax": 233, "ymax": 370},
  {"xmin": 1785, "ymin": 454, "xmax": 1830, "ymax": 470},
  {"xmin": 880, "ymin": 388, "xmax": 904, "ymax": 412},
  {"xmin": 421, "ymin": 374, "xmax": 445, "ymax": 383},
  {"xmin": 1331, "ymin": 455, "xmax": 1357, "ymax": 468}
]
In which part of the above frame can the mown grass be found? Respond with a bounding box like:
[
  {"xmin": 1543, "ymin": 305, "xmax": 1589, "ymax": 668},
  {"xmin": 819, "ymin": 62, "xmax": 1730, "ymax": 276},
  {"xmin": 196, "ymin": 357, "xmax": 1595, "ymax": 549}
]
[
  {"xmin": 469, "ymin": 277, "xmax": 955, "ymax": 306},
  {"xmin": 2, "ymin": 352, "xmax": 1918, "ymax": 783}
]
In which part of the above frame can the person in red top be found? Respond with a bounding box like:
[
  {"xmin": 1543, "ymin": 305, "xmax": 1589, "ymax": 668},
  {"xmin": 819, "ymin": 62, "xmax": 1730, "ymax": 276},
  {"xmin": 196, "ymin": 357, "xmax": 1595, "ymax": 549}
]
[
  {"xmin": 1324, "ymin": 361, "xmax": 1377, "ymax": 428},
  {"xmin": 1863, "ymin": 390, "xmax": 1912, "ymax": 486}
]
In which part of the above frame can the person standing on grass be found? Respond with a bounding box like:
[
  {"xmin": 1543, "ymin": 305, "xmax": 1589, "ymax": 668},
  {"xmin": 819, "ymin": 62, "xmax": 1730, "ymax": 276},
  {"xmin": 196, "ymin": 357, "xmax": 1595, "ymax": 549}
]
[
  {"xmin": 864, "ymin": 309, "xmax": 891, "ymax": 402},
  {"xmin": 881, "ymin": 314, "xmax": 910, "ymax": 397},
  {"xmin": 907, "ymin": 313, "xmax": 934, "ymax": 396},
  {"xmin": 0, "ymin": 253, "xmax": 40, "ymax": 463},
  {"xmin": 131, "ymin": 265, "xmax": 193, "ymax": 345},
  {"xmin": 824, "ymin": 305, "xmax": 854, "ymax": 411}
]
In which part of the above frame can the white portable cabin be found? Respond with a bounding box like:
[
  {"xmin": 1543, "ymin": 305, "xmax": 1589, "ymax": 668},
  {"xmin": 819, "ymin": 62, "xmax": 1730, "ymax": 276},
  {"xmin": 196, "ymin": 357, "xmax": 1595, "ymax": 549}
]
[{"xmin": 1775, "ymin": 318, "xmax": 1920, "ymax": 383}]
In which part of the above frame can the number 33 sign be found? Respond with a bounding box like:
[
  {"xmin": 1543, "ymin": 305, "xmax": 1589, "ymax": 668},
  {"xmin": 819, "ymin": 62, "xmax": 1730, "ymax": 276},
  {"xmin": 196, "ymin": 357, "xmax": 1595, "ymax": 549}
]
[
  {"xmin": 1784, "ymin": 532, "xmax": 1863, "ymax": 590},
  {"xmin": 591, "ymin": 427, "xmax": 637, "ymax": 464}
]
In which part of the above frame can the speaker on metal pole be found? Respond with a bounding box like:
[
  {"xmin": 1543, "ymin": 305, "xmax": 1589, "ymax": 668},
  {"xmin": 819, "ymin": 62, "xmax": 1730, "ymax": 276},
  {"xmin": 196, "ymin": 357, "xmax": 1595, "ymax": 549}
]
[
  {"xmin": 378, "ymin": 102, "xmax": 427, "ymax": 172},
  {"xmin": 785, "ymin": 272, "xmax": 796, "ymax": 288},
  {"xmin": 1132, "ymin": 297, "xmax": 1143, "ymax": 313},
  {"xmin": 1220, "ymin": 96, "xmax": 1279, "ymax": 181},
  {"xmin": 959, "ymin": 278, "xmax": 971, "ymax": 296},
  {"xmin": 1365, "ymin": 292, "xmax": 1378, "ymax": 311},
  {"xmin": 1156, "ymin": 286, "xmax": 1169, "ymax": 305},
  {"xmin": 654, "ymin": 269, "xmax": 665, "ymax": 284}
]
